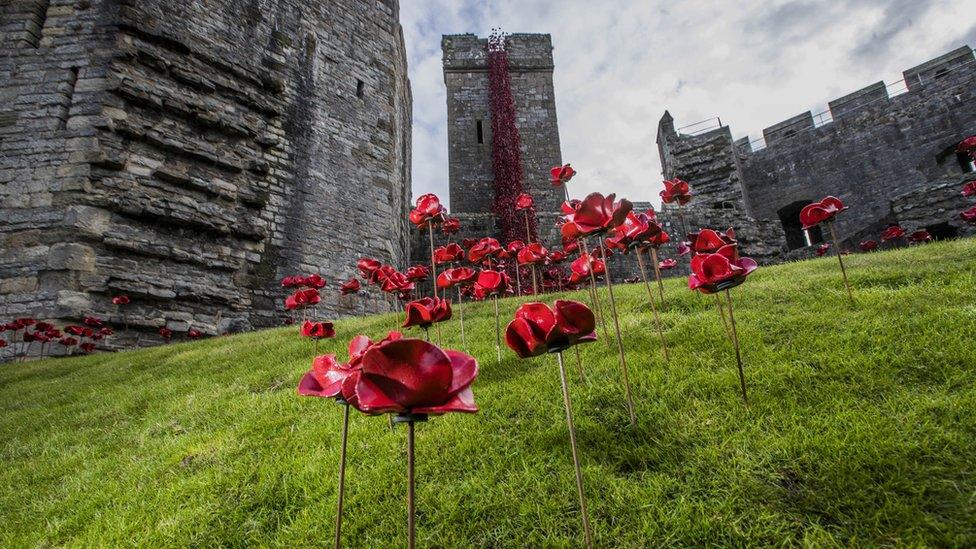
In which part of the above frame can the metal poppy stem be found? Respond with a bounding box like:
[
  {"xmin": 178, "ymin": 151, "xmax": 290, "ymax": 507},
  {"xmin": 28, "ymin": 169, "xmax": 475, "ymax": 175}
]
[
  {"xmin": 724, "ymin": 290, "xmax": 748, "ymax": 405},
  {"xmin": 599, "ymin": 241, "xmax": 637, "ymax": 426},
  {"xmin": 635, "ymin": 250, "xmax": 669, "ymax": 363},
  {"xmin": 334, "ymin": 402, "xmax": 350, "ymax": 549},
  {"xmin": 524, "ymin": 209, "xmax": 532, "ymax": 243},
  {"xmin": 556, "ymin": 351, "xmax": 594, "ymax": 549},
  {"xmin": 427, "ymin": 222, "xmax": 438, "ymax": 299},
  {"xmin": 457, "ymin": 287, "xmax": 466, "ymax": 349},
  {"xmin": 423, "ymin": 327, "xmax": 430, "ymax": 342},
  {"xmin": 493, "ymin": 295, "xmax": 501, "ymax": 365},
  {"xmin": 580, "ymin": 239, "xmax": 611, "ymax": 347},
  {"xmin": 531, "ymin": 264, "xmax": 539, "ymax": 295},
  {"xmin": 828, "ymin": 221, "xmax": 855, "ymax": 306},
  {"xmin": 406, "ymin": 419, "xmax": 416, "ymax": 549},
  {"xmin": 649, "ymin": 247, "xmax": 666, "ymax": 307},
  {"xmin": 515, "ymin": 263, "xmax": 522, "ymax": 296},
  {"xmin": 715, "ymin": 294, "xmax": 733, "ymax": 343}
]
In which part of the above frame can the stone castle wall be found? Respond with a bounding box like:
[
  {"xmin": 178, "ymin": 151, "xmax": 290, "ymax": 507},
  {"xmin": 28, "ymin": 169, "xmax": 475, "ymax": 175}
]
[
  {"xmin": 0, "ymin": 0, "xmax": 412, "ymax": 351},
  {"xmin": 658, "ymin": 45, "xmax": 976, "ymax": 265}
]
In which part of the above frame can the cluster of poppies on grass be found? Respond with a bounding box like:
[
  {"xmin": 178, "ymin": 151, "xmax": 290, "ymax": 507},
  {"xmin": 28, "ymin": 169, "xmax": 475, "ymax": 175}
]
[
  {"xmin": 0, "ymin": 293, "xmax": 211, "ymax": 361},
  {"xmin": 960, "ymin": 137, "xmax": 976, "ymax": 226}
]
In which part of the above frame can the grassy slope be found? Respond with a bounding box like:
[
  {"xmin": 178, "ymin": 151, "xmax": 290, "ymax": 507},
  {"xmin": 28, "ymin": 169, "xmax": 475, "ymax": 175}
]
[{"xmin": 2, "ymin": 240, "xmax": 975, "ymax": 547}]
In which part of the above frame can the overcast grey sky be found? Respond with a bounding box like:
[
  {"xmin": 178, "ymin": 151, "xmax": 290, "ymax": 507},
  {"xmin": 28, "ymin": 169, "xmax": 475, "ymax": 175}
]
[{"xmin": 400, "ymin": 0, "xmax": 976, "ymax": 208}]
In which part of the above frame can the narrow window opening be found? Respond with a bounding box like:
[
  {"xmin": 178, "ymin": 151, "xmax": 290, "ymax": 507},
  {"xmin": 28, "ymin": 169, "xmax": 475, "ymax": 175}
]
[
  {"xmin": 934, "ymin": 67, "xmax": 950, "ymax": 79},
  {"xmin": 925, "ymin": 222, "xmax": 958, "ymax": 241},
  {"xmin": 956, "ymin": 152, "xmax": 976, "ymax": 173},
  {"xmin": 356, "ymin": 79, "xmax": 364, "ymax": 99},
  {"xmin": 778, "ymin": 200, "xmax": 823, "ymax": 250},
  {"xmin": 60, "ymin": 67, "xmax": 79, "ymax": 130},
  {"xmin": 782, "ymin": 129, "xmax": 797, "ymax": 139},
  {"xmin": 476, "ymin": 120, "xmax": 484, "ymax": 144}
]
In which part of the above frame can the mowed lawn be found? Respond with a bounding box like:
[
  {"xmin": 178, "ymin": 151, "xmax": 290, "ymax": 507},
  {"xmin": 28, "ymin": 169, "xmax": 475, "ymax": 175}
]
[{"xmin": 2, "ymin": 239, "xmax": 975, "ymax": 547}]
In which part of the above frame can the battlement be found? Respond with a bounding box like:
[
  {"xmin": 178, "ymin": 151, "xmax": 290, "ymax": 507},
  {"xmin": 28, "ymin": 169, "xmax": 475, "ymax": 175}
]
[{"xmin": 442, "ymin": 33, "xmax": 554, "ymax": 73}]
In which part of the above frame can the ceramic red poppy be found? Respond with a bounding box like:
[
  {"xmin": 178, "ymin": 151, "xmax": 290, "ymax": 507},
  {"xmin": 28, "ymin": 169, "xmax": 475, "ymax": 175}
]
[
  {"xmin": 956, "ymin": 136, "xmax": 976, "ymax": 157},
  {"xmin": 341, "ymin": 338, "xmax": 478, "ymax": 415},
  {"xmin": 688, "ymin": 244, "xmax": 758, "ymax": 294},
  {"xmin": 473, "ymin": 269, "xmax": 508, "ymax": 299},
  {"xmin": 505, "ymin": 300, "xmax": 597, "ymax": 358},
  {"xmin": 285, "ymin": 288, "xmax": 321, "ymax": 310},
  {"xmin": 568, "ymin": 253, "xmax": 605, "ymax": 284},
  {"xmin": 403, "ymin": 297, "xmax": 453, "ymax": 329},
  {"xmin": 515, "ymin": 193, "xmax": 534, "ymax": 210},
  {"xmin": 660, "ymin": 178, "xmax": 692, "ymax": 205},
  {"xmin": 298, "ymin": 332, "xmax": 403, "ymax": 401},
  {"xmin": 406, "ymin": 265, "xmax": 431, "ymax": 282},
  {"xmin": 688, "ymin": 228, "xmax": 736, "ymax": 254},
  {"xmin": 816, "ymin": 243, "xmax": 831, "ymax": 256},
  {"xmin": 112, "ymin": 295, "xmax": 131, "ymax": 306},
  {"xmin": 340, "ymin": 279, "xmax": 361, "ymax": 295},
  {"xmin": 859, "ymin": 240, "xmax": 878, "ymax": 252},
  {"xmin": 381, "ymin": 271, "xmax": 415, "ymax": 295},
  {"xmin": 908, "ymin": 230, "xmax": 932, "ymax": 244},
  {"xmin": 563, "ymin": 192, "xmax": 633, "ymax": 237},
  {"xmin": 59, "ymin": 336, "xmax": 78, "ymax": 347},
  {"xmin": 357, "ymin": 258, "xmax": 382, "ymax": 281},
  {"xmin": 658, "ymin": 258, "xmax": 677, "ymax": 270},
  {"xmin": 880, "ymin": 224, "xmax": 905, "ymax": 242},
  {"xmin": 301, "ymin": 320, "xmax": 336, "ymax": 339},
  {"xmin": 436, "ymin": 267, "xmax": 476, "ymax": 289},
  {"xmin": 159, "ymin": 327, "xmax": 173, "ymax": 340},
  {"xmin": 441, "ymin": 217, "xmax": 461, "ymax": 235},
  {"xmin": 83, "ymin": 316, "xmax": 103, "ymax": 327},
  {"xmin": 550, "ymin": 164, "xmax": 577, "ymax": 187},
  {"xmin": 434, "ymin": 243, "xmax": 465, "ymax": 265},
  {"xmin": 962, "ymin": 206, "xmax": 976, "ymax": 224},
  {"xmin": 468, "ymin": 237, "xmax": 502, "ymax": 264},
  {"xmin": 799, "ymin": 196, "xmax": 847, "ymax": 229},
  {"xmin": 409, "ymin": 193, "xmax": 447, "ymax": 228},
  {"xmin": 517, "ymin": 242, "xmax": 548, "ymax": 265}
]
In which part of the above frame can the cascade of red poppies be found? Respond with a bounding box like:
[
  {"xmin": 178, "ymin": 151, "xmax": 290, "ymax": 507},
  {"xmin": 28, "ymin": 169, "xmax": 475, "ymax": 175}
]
[{"xmin": 487, "ymin": 31, "xmax": 538, "ymax": 245}]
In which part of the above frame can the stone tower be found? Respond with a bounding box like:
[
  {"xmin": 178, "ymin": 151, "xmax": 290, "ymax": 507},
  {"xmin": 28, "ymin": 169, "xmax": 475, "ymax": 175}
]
[
  {"xmin": 0, "ymin": 0, "xmax": 412, "ymax": 353},
  {"xmin": 441, "ymin": 33, "xmax": 564, "ymax": 246}
]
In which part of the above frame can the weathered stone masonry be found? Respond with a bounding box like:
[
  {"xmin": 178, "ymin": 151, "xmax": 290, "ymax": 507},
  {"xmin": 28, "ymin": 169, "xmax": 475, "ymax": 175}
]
[
  {"xmin": 657, "ymin": 45, "xmax": 976, "ymax": 268},
  {"xmin": 0, "ymin": 0, "xmax": 412, "ymax": 352}
]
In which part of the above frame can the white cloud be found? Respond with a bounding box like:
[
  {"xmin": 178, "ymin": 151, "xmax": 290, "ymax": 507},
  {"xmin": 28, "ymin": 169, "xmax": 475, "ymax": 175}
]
[{"xmin": 402, "ymin": 0, "xmax": 974, "ymax": 209}]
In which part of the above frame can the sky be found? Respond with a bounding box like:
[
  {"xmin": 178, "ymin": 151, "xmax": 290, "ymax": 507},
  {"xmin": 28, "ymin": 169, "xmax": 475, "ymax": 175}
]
[{"xmin": 400, "ymin": 0, "xmax": 976, "ymax": 209}]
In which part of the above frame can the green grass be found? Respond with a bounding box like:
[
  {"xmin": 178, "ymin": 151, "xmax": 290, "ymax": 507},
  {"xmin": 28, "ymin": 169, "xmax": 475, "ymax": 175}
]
[{"xmin": 2, "ymin": 239, "xmax": 976, "ymax": 547}]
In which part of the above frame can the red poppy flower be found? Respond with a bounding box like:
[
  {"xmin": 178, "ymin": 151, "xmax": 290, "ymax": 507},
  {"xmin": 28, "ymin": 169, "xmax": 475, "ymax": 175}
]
[
  {"xmin": 610, "ymin": 211, "xmax": 656, "ymax": 250},
  {"xmin": 187, "ymin": 329, "xmax": 203, "ymax": 340},
  {"xmin": 0, "ymin": 339, "xmax": 6, "ymax": 349},
  {"xmin": 80, "ymin": 342, "xmax": 96, "ymax": 353},
  {"xmin": 380, "ymin": 270, "xmax": 415, "ymax": 295},
  {"xmin": 548, "ymin": 250, "xmax": 568, "ymax": 263},
  {"xmin": 434, "ymin": 243, "xmax": 465, "ymax": 265},
  {"xmin": 301, "ymin": 320, "xmax": 336, "ymax": 339},
  {"xmin": 562, "ymin": 192, "xmax": 633, "ymax": 237},
  {"xmin": 409, "ymin": 193, "xmax": 447, "ymax": 228},
  {"xmin": 568, "ymin": 253, "xmax": 605, "ymax": 284},
  {"xmin": 281, "ymin": 275, "xmax": 301, "ymax": 288},
  {"xmin": 550, "ymin": 164, "xmax": 577, "ymax": 187},
  {"xmin": 468, "ymin": 237, "xmax": 502, "ymax": 264},
  {"xmin": 112, "ymin": 295, "xmax": 131, "ymax": 306},
  {"xmin": 285, "ymin": 288, "xmax": 321, "ymax": 310},
  {"xmin": 956, "ymin": 136, "xmax": 976, "ymax": 156},
  {"xmin": 515, "ymin": 193, "xmax": 534, "ymax": 210},
  {"xmin": 961, "ymin": 181, "xmax": 976, "ymax": 197},
  {"xmin": 82, "ymin": 316, "xmax": 103, "ymax": 328},
  {"xmin": 908, "ymin": 230, "xmax": 932, "ymax": 244},
  {"xmin": 441, "ymin": 216, "xmax": 461, "ymax": 235},
  {"xmin": 677, "ymin": 241, "xmax": 692, "ymax": 256},
  {"xmin": 403, "ymin": 297, "xmax": 453, "ymax": 329},
  {"xmin": 517, "ymin": 242, "xmax": 548, "ymax": 265},
  {"xmin": 816, "ymin": 243, "xmax": 831, "ymax": 256},
  {"xmin": 46, "ymin": 328, "xmax": 62, "ymax": 339},
  {"xmin": 357, "ymin": 258, "xmax": 382, "ymax": 282},
  {"xmin": 561, "ymin": 240, "xmax": 580, "ymax": 255},
  {"xmin": 660, "ymin": 178, "xmax": 692, "ymax": 205},
  {"xmin": 688, "ymin": 228, "xmax": 736, "ymax": 254},
  {"xmin": 406, "ymin": 265, "xmax": 431, "ymax": 282},
  {"xmin": 962, "ymin": 206, "xmax": 976, "ymax": 224},
  {"xmin": 799, "ymin": 196, "xmax": 847, "ymax": 230},
  {"xmin": 304, "ymin": 274, "xmax": 326, "ymax": 289},
  {"xmin": 505, "ymin": 240, "xmax": 524, "ymax": 255},
  {"xmin": 880, "ymin": 224, "xmax": 905, "ymax": 242},
  {"xmin": 58, "ymin": 336, "xmax": 78, "ymax": 347},
  {"xmin": 98, "ymin": 327, "xmax": 113, "ymax": 337},
  {"xmin": 340, "ymin": 278, "xmax": 361, "ymax": 295},
  {"xmin": 436, "ymin": 267, "xmax": 477, "ymax": 289},
  {"xmin": 340, "ymin": 338, "xmax": 478, "ymax": 415},
  {"xmin": 298, "ymin": 332, "xmax": 402, "ymax": 400},
  {"xmin": 159, "ymin": 328, "xmax": 173, "ymax": 340},
  {"xmin": 688, "ymin": 244, "xmax": 758, "ymax": 294},
  {"xmin": 65, "ymin": 325, "xmax": 85, "ymax": 336},
  {"xmin": 15, "ymin": 318, "xmax": 36, "ymax": 328},
  {"xmin": 658, "ymin": 258, "xmax": 677, "ymax": 270},
  {"xmin": 473, "ymin": 270, "xmax": 508, "ymax": 299},
  {"xmin": 859, "ymin": 240, "xmax": 878, "ymax": 252},
  {"xmin": 461, "ymin": 238, "xmax": 478, "ymax": 249},
  {"xmin": 505, "ymin": 300, "xmax": 597, "ymax": 358}
]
